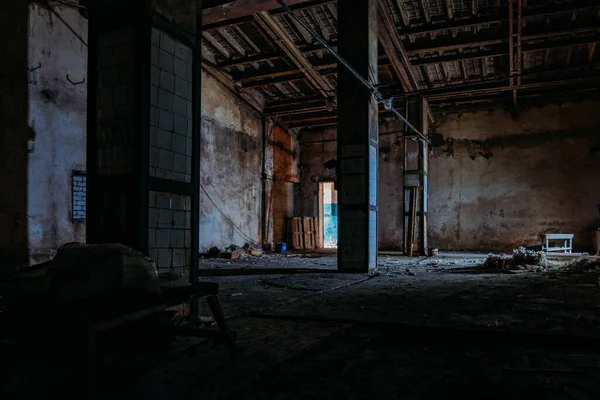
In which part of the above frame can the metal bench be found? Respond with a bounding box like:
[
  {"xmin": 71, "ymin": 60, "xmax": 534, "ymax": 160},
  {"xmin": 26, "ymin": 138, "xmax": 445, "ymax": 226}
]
[{"xmin": 541, "ymin": 233, "xmax": 574, "ymax": 253}]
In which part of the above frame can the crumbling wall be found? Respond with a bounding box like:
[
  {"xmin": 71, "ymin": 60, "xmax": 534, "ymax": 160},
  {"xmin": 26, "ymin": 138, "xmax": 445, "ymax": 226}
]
[
  {"xmin": 27, "ymin": 4, "xmax": 88, "ymax": 264},
  {"xmin": 298, "ymin": 123, "xmax": 404, "ymax": 248},
  {"xmin": 298, "ymin": 127, "xmax": 337, "ymax": 218},
  {"xmin": 429, "ymin": 100, "xmax": 600, "ymax": 252},
  {"xmin": 270, "ymin": 125, "xmax": 300, "ymax": 243},
  {"xmin": 199, "ymin": 70, "xmax": 263, "ymax": 251},
  {"xmin": 378, "ymin": 119, "xmax": 405, "ymax": 249}
]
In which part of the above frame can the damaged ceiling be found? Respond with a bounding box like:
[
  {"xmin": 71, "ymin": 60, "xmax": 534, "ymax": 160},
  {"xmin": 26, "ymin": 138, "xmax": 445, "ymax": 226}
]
[{"xmin": 202, "ymin": 0, "xmax": 600, "ymax": 128}]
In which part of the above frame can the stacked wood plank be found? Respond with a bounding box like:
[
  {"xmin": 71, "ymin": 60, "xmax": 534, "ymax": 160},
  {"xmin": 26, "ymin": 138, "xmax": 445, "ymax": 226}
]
[{"xmin": 288, "ymin": 217, "xmax": 321, "ymax": 250}]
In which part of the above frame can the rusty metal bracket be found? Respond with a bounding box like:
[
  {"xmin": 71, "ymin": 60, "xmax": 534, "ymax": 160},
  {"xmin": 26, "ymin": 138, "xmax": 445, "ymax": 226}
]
[
  {"xmin": 27, "ymin": 63, "xmax": 41, "ymax": 72},
  {"xmin": 67, "ymin": 75, "xmax": 85, "ymax": 85}
]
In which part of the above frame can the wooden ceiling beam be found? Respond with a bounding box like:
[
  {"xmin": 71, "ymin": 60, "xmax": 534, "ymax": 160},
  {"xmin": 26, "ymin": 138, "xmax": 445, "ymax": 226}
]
[
  {"xmin": 425, "ymin": 75, "xmax": 600, "ymax": 101},
  {"xmin": 241, "ymin": 67, "xmax": 337, "ymax": 88},
  {"xmin": 226, "ymin": 38, "xmax": 600, "ymax": 89},
  {"xmin": 420, "ymin": 0, "xmax": 432, "ymax": 23},
  {"xmin": 217, "ymin": 40, "xmax": 337, "ymax": 67},
  {"xmin": 234, "ymin": 60, "xmax": 337, "ymax": 84},
  {"xmin": 378, "ymin": 0, "xmax": 419, "ymax": 92},
  {"xmin": 398, "ymin": 0, "xmax": 600, "ymax": 36},
  {"xmin": 264, "ymin": 99, "xmax": 328, "ymax": 115},
  {"xmin": 446, "ymin": 0, "xmax": 454, "ymax": 19},
  {"xmin": 407, "ymin": 38, "xmax": 507, "ymax": 55},
  {"xmin": 407, "ymin": 25, "xmax": 600, "ymax": 55},
  {"xmin": 203, "ymin": 0, "xmax": 335, "ymax": 29},
  {"xmin": 514, "ymin": 0, "xmax": 523, "ymax": 106},
  {"xmin": 253, "ymin": 11, "xmax": 335, "ymax": 97}
]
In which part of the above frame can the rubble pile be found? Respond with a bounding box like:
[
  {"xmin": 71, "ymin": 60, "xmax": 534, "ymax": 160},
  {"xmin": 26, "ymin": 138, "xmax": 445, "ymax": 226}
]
[
  {"xmin": 479, "ymin": 247, "xmax": 548, "ymax": 273},
  {"xmin": 563, "ymin": 257, "xmax": 600, "ymax": 274},
  {"xmin": 201, "ymin": 243, "xmax": 263, "ymax": 259}
]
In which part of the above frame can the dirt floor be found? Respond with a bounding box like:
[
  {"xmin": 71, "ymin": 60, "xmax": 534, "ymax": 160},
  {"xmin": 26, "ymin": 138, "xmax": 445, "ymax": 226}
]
[{"xmin": 3, "ymin": 252, "xmax": 600, "ymax": 399}]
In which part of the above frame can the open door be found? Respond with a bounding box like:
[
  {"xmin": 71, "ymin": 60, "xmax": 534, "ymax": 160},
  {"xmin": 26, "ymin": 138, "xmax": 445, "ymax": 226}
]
[{"xmin": 319, "ymin": 182, "xmax": 338, "ymax": 249}]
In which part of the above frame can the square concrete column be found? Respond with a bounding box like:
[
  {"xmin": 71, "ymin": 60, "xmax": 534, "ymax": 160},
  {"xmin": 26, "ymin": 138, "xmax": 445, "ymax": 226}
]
[
  {"xmin": 87, "ymin": 0, "xmax": 200, "ymax": 280},
  {"xmin": 337, "ymin": 0, "xmax": 379, "ymax": 273}
]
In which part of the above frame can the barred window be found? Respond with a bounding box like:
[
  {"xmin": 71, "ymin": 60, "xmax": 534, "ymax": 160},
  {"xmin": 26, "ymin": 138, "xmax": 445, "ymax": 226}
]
[{"xmin": 72, "ymin": 171, "xmax": 86, "ymax": 221}]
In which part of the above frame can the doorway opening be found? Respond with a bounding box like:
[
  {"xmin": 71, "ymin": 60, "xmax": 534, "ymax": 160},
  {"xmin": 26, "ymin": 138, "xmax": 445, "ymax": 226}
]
[{"xmin": 319, "ymin": 182, "xmax": 338, "ymax": 249}]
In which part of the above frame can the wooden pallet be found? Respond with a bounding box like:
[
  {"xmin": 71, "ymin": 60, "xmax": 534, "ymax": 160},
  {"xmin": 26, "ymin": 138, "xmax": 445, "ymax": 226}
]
[
  {"xmin": 313, "ymin": 217, "xmax": 321, "ymax": 249},
  {"xmin": 291, "ymin": 217, "xmax": 304, "ymax": 249},
  {"xmin": 303, "ymin": 217, "xmax": 316, "ymax": 249}
]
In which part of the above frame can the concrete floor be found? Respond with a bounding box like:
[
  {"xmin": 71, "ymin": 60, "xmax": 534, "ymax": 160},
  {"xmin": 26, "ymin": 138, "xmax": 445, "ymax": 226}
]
[{"xmin": 3, "ymin": 252, "xmax": 600, "ymax": 399}]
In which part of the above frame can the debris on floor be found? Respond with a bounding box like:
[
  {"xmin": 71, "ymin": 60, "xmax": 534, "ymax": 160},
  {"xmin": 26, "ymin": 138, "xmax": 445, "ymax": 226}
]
[
  {"xmin": 479, "ymin": 247, "xmax": 548, "ymax": 273},
  {"xmin": 206, "ymin": 246, "xmax": 222, "ymax": 258},
  {"xmin": 219, "ymin": 250, "xmax": 241, "ymax": 260},
  {"xmin": 563, "ymin": 257, "xmax": 600, "ymax": 274},
  {"xmin": 243, "ymin": 243, "xmax": 263, "ymax": 256}
]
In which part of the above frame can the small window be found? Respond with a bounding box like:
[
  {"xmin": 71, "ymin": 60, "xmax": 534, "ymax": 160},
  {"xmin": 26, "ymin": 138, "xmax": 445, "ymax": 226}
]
[{"xmin": 72, "ymin": 171, "xmax": 86, "ymax": 221}]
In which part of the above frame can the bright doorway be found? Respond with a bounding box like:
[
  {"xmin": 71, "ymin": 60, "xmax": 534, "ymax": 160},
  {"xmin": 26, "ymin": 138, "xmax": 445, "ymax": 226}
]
[{"xmin": 319, "ymin": 182, "xmax": 338, "ymax": 249}]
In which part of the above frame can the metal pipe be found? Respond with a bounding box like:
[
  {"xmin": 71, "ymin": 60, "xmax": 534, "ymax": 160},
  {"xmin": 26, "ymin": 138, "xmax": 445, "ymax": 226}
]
[{"xmin": 276, "ymin": 0, "xmax": 429, "ymax": 144}]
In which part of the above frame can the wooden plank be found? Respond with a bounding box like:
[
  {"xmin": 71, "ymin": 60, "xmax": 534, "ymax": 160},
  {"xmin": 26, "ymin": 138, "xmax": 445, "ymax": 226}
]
[
  {"xmin": 203, "ymin": 0, "xmax": 320, "ymax": 26},
  {"xmin": 291, "ymin": 217, "xmax": 304, "ymax": 249},
  {"xmin": 407, "ymin": 187, "xmax": 418, "ymax": 257},
  {"xmin": 303, "ymin": 217, "xmax": 316, "ymax": 249},
  {"xmin": 313, "ymin": 216, "xmax": 321, "ymax": 249},
  {"xmin": 377, "ymin": 0, "xmax": 418, "ymax": 92},
  {"xmin": 253, "ymin": 11, "xmax": 335, "ymax": 98}
]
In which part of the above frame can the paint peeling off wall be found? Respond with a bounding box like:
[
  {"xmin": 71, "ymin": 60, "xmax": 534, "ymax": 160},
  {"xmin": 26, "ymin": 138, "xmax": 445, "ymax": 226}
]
[
  {"xmin": 429, "ymin": 100, "xmax": 600, "ymax": 252},
  {"xmin": 27, "ymin": 4, "xmax": 88, "ymax": 264},
  {"xmin": 270, "ymin": 126, "xmax": 300, "ymax": 243},
  {"xmin": 298, "ymin": 122, "xmax": 405, "ymax": 249},
  {"xmin": 199, "ymin": 71, "xmax": 263, "ymax": 251}
]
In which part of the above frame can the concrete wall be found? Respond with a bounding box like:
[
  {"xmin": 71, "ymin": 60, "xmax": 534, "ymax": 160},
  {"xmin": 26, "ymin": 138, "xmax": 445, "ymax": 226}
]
[
  {"xmin": 378, "ymin": 120, "xmax": 406, "ymax": 249},
  {"xmin": 23, "ymin": 6, "xmax": 292, "ymax": 258},
  {"xmin": 299, "ymin": 100, "xmax": 600, "ymax": 252},
  {"xmin": 27, "ymin": 4, "xmax": 88, "ymax": 263},
  {"xmin": 429, "ymin": 100, "xmax": 600, "ymax": 252},
  {"xmin": 24, "ymin": 6, "xmax": 270, "ymax": 257},
  {"xmin": 298, "ymin": 127, "xmax": 337, "ymax": 218},
  {"xmin": 298, "ymin": 123, "xmax": 404, "ymax": 249},
  {"xmin": 199, "ymin": 70, "xmax": 264, "ymax": 251},
  {"xmin": 270, "ymin": 125, "xmax": 300, "ymax": 243}
]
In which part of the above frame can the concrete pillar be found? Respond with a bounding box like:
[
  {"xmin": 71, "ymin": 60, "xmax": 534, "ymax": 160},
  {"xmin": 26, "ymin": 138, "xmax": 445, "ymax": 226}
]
[
  {"xmin": 337, "ymin": 0, "xmax": 379, "ymax": 273},
  {"xmin": 87, "ymin": 0, "xmax": 201, "ymax": 280},
  {"xmin": 0, "ymin": 2, "xmax": 30, "ymax": 274}
]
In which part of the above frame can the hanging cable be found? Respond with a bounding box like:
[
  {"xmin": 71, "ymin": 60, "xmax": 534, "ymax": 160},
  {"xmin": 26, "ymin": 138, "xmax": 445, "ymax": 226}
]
[
  {"xmin": 200, "ymin": 184, "xmax": 260, "ymax": 246},
  {"xmin": 276, "ymin": 0, "xmax": 429, "ymax": 144}
]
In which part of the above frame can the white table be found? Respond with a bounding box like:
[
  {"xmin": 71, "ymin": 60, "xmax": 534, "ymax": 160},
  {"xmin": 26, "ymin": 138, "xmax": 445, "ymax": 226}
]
[{"xmin": 542, "ymin": 233, "xmax": 574, "ymax": 253}]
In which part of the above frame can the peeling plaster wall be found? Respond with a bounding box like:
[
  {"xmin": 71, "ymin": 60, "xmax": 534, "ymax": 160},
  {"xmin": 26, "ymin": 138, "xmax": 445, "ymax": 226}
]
[
  {"xmin": 298, "ymin": 127, "xmax": 337, "ymax": 218},
  {"xmin": 299, "ymin": 123, "xmax": 404, "ymax": 249},
  {"xmin": 429, "ymin": 101, "xmax": 600, "ymax": 252},
  {"xmin": 378, "ymin": 120, "xmax": 406, "ymax": 249},
  {"xmin": 27, "ymin": 4, "xmax": 88, "ymax": 263},
  {"xmin": 270, "ymin": 126, "xmax": 300, "ymax": 243},
  {"xmin": 199, "ymin": 70, "xmax": 264, "ymax": 251}
]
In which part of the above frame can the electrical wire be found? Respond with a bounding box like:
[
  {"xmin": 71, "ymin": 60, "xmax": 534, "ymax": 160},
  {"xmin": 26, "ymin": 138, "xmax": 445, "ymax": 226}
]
[
  {"xmin": 200, "ymin": 184, "xmax": 260, "ymax": 246},
  {"xmin": 276, "ymin": 0, "xmax": 429, "ymax": 144}
]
